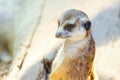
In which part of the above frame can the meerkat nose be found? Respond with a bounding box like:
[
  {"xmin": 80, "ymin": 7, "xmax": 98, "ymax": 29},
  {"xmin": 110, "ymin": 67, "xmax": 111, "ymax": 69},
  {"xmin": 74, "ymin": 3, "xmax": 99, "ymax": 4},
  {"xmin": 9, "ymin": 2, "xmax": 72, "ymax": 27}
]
[{"xmin": 55, "ymin": 32, "xmax": 62, "ymax": 38}]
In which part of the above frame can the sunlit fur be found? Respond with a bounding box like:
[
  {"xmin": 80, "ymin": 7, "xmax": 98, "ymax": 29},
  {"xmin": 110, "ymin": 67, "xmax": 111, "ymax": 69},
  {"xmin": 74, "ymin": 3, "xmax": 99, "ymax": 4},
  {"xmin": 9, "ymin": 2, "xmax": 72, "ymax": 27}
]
[{"xmin": 50, "ymin": 9, "xmax": 97, "ymax": 80}]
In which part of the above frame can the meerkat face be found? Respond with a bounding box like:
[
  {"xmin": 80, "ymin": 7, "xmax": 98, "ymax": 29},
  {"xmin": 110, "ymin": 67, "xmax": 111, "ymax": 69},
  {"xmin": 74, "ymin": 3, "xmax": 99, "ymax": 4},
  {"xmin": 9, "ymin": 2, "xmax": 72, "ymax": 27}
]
[{"xmin": 55, "ymin": 9, "xmax": 91, "ymax": 40}]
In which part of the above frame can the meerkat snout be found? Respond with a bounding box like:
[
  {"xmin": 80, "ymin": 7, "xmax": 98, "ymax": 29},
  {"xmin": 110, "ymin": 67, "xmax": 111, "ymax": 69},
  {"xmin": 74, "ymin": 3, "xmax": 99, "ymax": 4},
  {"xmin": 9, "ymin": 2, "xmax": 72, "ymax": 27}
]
[{"xmin": 55, "ymin": 9, "xmax": 91, "ymax": 40}]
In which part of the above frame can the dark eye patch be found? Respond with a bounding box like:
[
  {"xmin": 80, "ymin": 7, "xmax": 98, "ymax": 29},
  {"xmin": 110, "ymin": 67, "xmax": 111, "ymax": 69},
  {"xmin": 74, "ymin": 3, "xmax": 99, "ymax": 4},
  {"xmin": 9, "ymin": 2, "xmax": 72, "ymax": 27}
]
[{"xmin": 64, "ymin": 24, "xmax": 76, "ymax": 31}]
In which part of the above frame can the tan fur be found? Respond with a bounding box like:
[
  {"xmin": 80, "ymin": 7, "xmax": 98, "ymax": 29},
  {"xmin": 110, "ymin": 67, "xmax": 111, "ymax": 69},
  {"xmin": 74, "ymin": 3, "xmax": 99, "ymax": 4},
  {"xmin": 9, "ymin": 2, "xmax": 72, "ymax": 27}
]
[{"xmin": 49, "ymin": 9, "xmax": 97, "ymax": 80}]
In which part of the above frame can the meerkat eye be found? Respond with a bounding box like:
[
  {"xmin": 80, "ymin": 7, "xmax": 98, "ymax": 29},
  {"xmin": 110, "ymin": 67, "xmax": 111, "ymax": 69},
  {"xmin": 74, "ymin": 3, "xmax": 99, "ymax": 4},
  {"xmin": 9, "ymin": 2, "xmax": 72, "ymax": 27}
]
[{"xmin": 64, "ymin": 24, "xmax": 75, "ymax": 31}]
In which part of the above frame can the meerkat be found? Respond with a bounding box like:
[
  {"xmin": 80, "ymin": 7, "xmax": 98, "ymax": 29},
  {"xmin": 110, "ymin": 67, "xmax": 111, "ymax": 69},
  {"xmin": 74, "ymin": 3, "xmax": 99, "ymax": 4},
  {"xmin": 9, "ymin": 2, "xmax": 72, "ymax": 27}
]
[{"xmin": 49, "ymin": 9, "xmax": 97, "ymax": 80}]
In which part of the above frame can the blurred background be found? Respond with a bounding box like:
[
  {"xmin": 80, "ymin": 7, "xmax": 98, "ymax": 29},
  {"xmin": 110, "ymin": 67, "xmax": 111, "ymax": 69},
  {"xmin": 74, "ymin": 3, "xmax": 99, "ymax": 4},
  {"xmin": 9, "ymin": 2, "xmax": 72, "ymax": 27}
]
[{"xmin": 0, "ymin": 0, "xmax": 120, "ymax": 80}]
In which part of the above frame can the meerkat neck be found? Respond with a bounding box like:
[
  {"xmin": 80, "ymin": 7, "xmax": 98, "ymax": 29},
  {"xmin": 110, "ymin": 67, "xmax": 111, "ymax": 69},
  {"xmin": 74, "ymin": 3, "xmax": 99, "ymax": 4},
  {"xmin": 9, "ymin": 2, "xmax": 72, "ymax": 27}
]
[{"xmin": 63, "ymin": 32, "xmax": 93, "ymax": 58}]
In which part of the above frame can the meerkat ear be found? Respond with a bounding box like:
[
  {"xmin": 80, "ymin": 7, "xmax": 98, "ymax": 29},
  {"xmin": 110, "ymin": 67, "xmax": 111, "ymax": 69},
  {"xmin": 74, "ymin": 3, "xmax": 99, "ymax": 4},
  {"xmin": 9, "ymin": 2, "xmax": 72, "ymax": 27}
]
[{"xmin": 84, "ymin": 21, "xmax": 91, "ymax": 30}]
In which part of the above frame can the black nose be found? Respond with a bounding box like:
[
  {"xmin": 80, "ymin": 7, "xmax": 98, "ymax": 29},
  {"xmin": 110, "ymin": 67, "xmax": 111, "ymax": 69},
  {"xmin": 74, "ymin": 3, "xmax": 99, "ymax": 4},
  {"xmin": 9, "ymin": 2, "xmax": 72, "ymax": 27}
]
[{"xmin": 55, "ymin": 33, "xmax": 62, "ymax": 38}]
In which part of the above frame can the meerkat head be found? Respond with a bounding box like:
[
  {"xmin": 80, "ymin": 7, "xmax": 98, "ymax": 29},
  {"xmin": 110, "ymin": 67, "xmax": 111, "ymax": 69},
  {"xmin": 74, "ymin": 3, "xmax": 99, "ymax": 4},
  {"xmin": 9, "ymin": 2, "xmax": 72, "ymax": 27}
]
[{"xmin": 55, "ymin": 9, "xmax": 91, "ymax": 40}]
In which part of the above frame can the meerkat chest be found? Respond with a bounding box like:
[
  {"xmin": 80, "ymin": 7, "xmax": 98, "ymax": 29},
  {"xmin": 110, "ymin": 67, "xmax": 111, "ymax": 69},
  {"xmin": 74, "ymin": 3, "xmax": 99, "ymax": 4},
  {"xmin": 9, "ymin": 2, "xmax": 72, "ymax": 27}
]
[
  {"xmin": 51, "ymin": 51, "xmax": 92, "ymax": 80},
  {"xmin": 52, "ymin": 41, "xmax": 88, "ymax": 70}
]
